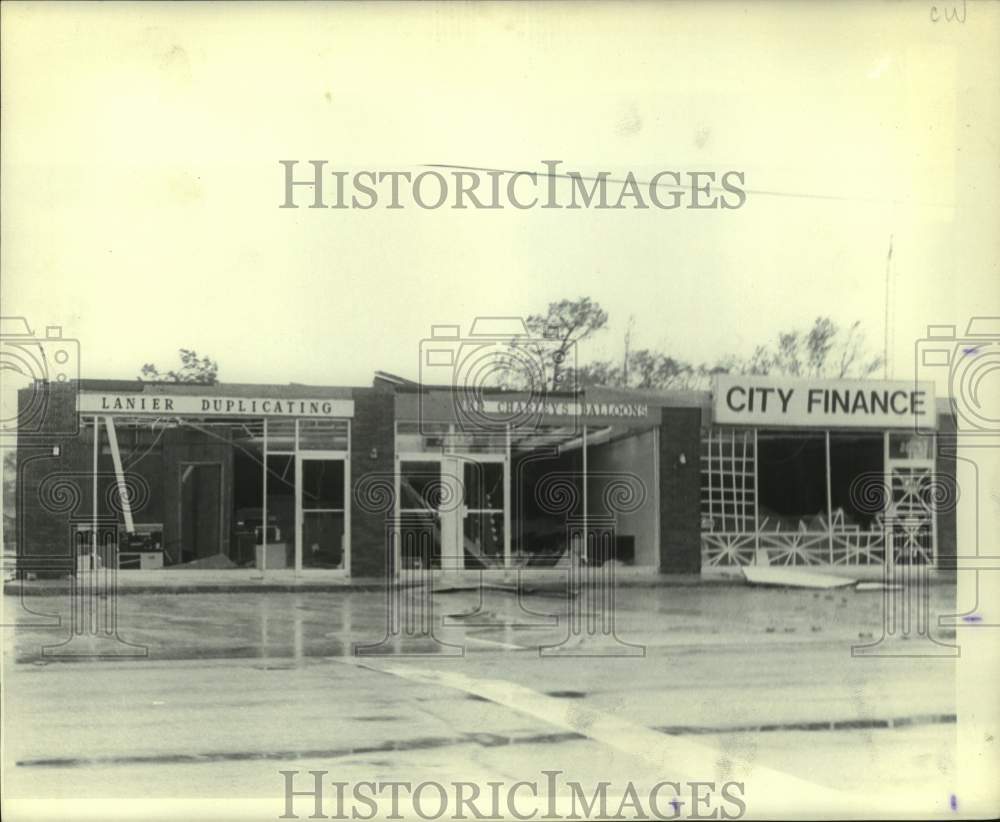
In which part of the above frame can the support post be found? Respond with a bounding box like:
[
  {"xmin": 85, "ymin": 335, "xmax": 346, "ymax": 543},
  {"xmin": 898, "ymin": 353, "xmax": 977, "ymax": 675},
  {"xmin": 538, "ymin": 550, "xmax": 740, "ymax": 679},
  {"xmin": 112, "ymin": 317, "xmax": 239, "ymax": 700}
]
[
  {"xmin": 91, "ymin": 415, "xmax": 98, "ymax": 575},
  {"xmin": 104, "ymin": 416, "xmax": 134, "ymax": 533},
  {"xmin": 753, "ymin": 429, "xmax": 760, "ymax": 557},
  {"xmin": 582, "ymin": 425, "xmax": 588, "ymax": 556},
  {"xmin": 504, "ymin": 423, "xmax": 512, "ymax": 572},
  {"xmin": 825, "ymin": 430, "xmax": 833, "ymax": 564},
  {"xmin": 261, "ymin": 417, "xmax": 268, "ymax": 575}
]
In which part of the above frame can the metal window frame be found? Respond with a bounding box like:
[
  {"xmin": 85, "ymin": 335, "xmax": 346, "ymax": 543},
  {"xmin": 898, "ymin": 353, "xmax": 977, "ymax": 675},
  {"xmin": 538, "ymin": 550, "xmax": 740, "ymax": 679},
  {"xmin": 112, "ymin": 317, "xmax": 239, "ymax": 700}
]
[
  {"xmin": 295, "ymin": 448, "xmax": 350, "ymax": 574},
  {"xmin": 393, "ymin": 420, "xmax": 515, "ymax": 575},
  {"xmin": 701, "ymin": 425, "xmax": 939, "ymax": 568},
  {"xmin": 261, "ymin": 417, "xmax": 352, "ymax": 577}
]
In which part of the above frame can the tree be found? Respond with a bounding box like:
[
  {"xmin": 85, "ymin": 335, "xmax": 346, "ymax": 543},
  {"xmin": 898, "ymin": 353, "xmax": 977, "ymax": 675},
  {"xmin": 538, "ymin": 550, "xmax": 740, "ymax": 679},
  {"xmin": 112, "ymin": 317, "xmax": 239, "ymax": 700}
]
[
  {"xmin": 572, "ymin": 359, "xmax": 621, "ymax": 389},
  {"xmin": 2, "ymin": 450, "xmax": 14, "ymax": 511},
  {"xmin": 139, "ymin": 349, "xmax": 219, "ymax": 384},
  {"xmin": 511, "ymin": 297, "xmax": 609, "ymax": 391},
  {"xmin": 2, "ymin": 450, "xmax": 15, "ymax": 554},
  {"xmin": 622, "ymin": 350, "xmax": 696, "ymax": 390},
  {"xmin": 570, "ymin": 314, "xmax": 883, "ymax": 390},
  {"xmin": 574, "ymin": 351, "xmax": 708, "ymax": 391},
  {"xmin": 735, "ymin": 317, "xmax": 883, "ymax": 379}
]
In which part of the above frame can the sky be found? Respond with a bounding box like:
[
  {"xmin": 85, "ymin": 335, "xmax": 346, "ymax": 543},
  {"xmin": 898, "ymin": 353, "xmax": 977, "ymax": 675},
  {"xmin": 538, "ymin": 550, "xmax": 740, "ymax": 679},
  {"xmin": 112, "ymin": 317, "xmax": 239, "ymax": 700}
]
[{"xmin": 2, "ymin": 1, "xmax": 998, "ymax": 402}]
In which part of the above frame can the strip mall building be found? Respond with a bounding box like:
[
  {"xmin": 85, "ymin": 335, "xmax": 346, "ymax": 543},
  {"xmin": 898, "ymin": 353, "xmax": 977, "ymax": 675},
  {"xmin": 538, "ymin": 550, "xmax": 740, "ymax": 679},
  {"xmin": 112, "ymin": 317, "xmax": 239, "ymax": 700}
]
[{"xmin": 15, "ymin": 373, "xmax": 956, "ymax": 579}]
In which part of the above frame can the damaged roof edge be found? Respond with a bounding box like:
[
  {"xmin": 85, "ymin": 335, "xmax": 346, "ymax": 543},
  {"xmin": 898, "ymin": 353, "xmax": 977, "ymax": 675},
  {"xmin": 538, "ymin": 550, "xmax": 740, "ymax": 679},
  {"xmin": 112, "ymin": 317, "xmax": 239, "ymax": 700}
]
[{"xmin": 48, "ymin": 376, "xmax": 954, "ymax": 416}]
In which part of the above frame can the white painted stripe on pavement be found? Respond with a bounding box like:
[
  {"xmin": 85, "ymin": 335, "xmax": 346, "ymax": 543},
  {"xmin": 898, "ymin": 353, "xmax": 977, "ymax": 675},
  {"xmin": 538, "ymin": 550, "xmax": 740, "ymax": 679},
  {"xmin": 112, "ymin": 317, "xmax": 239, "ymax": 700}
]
[
  {"xmin": 347, "ymin": 660, "xmax": 873, "ymax": 818},
  {"xmin": 462, "ymin": 635, "xmax": 529, "ymax": 651}
]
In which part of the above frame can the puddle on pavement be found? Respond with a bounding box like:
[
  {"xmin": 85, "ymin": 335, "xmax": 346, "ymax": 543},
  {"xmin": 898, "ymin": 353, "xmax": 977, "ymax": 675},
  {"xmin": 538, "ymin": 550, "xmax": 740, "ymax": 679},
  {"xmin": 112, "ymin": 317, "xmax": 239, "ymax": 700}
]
[{"xmin": 7, "ymin": 586, "xmax": 957, "ymax": 666}]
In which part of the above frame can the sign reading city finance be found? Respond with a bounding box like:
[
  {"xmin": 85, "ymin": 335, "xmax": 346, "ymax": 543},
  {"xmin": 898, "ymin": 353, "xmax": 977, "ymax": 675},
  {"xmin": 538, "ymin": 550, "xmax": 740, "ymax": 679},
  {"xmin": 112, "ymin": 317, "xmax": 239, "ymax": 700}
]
[
  {"xmin": 713, "ymin": 376, "xmax": 935, "ymax": 429},
  {"xmin": 77, "ymin": 393, "xmax": 355, "ymax": 418}
]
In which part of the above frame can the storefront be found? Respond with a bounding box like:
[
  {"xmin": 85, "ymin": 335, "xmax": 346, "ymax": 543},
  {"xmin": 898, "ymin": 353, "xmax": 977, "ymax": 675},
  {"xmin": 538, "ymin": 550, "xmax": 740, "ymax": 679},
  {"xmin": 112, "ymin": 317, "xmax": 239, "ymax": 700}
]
[
  {"xmin": 392, "ymin": 388, "xmax": 662, "ymax": 575},
  {"xmin": 700, "ymin": 375, "xmax": 952, "ymax": 571},
  {"xmin": 16, "ymin": 382, "xmax": 359, "ymax": 576},
  {"xmin": 13, "ymin": 375, "xmax": 956, "ymax": 580}
]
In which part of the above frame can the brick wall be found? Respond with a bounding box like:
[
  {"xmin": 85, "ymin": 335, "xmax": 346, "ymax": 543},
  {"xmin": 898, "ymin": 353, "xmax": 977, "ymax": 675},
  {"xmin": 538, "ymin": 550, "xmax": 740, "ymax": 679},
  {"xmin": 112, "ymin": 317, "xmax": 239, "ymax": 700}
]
[
  {"xmin": 349, "ymin": 388, "xmax": 396, "ymax": 577},
  {"xmin": 935, "ymin": 412, "xmax": 958, "ymax": 569},
  {"xmin": 659, "ymin": 407, "xmax": 703, "ymax": 573},
  {"xmin": 16, "ymin": 383, "xmax": 88, "ymax": 576}
]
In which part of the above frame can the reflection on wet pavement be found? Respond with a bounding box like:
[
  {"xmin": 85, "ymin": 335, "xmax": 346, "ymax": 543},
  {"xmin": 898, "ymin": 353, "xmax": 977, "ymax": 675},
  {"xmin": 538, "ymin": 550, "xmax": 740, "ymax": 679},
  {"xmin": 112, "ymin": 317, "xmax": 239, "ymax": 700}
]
[
  {"xmin": 2, "ymin": 584, "xmax": 959, "ymax": 664},
  {"xmin": 1, "ymin": 584, "xmax": 958, "ymax": 815}
]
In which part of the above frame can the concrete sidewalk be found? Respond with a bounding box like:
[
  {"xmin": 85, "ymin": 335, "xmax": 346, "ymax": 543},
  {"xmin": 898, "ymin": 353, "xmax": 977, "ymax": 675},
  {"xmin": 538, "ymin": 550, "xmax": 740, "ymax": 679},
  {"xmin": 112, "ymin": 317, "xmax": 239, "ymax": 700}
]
[
  {"xmin": 4, "ymin": 566, "xmax": 956, "ymax": 595},
  {"xmin": 4, "ymin": 569, "xmax": 734, "ymax": 596}
]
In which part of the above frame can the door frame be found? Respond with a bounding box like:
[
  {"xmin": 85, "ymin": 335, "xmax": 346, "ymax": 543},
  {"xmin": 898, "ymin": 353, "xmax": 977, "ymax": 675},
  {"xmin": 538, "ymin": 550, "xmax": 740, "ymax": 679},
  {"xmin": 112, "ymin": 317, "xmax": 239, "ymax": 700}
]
[
  {"xmin": 396, "ymin": 454, "xmax": 447, "ymax": 572},
  {"xmin": 450, "ymin": 453, "xmax": 506, "ymax": 572},
  {"xmin": 294, "ymin": 450, "xmax": 350, "ymax": 575},
  {"xmin": 395, "ymin": 451, "xmax": 510, "ymax": 575},
  {"xmin": 884, "ymin": 431, "xmax": 938, "ymax": 567}
]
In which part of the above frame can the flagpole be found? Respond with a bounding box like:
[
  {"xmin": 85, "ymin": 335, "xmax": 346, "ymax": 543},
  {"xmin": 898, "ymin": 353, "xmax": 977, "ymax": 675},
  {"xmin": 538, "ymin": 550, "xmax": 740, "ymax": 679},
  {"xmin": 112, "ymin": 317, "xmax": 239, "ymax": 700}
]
[{"xmin": 883, "ymin": 234, "xmax": 893, "ymax": 379}]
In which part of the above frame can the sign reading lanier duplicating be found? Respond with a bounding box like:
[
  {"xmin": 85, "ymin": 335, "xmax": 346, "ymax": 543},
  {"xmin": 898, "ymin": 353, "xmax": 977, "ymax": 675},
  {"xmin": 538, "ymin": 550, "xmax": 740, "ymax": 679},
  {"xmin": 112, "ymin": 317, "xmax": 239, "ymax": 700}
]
[
  {"xmin": 77, "ymin": 393, "xmax": 354, "ymax": 418},
  {"xmin": 713, "ymin": 376, "xmax": 935, "ymax": 429}
]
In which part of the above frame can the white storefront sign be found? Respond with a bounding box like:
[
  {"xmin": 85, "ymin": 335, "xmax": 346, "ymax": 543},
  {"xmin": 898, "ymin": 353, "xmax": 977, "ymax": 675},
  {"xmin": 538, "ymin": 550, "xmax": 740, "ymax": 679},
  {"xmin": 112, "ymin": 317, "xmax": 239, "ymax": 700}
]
[
  {"xmin": 713, "ymin": 376, "xmax": 936, "ymax": 429},
  {"xmin": 475, "ymin": 399, "xmax": 650, "ymax": 419},
  {"xmin": 77, "ymin": 393, "xmax": 354, "ymax": 418}
]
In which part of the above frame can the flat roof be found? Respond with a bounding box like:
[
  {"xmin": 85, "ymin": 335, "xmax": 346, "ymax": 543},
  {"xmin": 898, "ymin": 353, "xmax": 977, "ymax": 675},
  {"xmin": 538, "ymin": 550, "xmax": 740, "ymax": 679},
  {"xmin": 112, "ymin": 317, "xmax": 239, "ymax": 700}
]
[
  {"xmin": 61, "ymin": 377, "xmax": 955, "ymax": 416},
  {"xmin": 74, "ymin": 379, "xmax": 359, "ymax": 398}
]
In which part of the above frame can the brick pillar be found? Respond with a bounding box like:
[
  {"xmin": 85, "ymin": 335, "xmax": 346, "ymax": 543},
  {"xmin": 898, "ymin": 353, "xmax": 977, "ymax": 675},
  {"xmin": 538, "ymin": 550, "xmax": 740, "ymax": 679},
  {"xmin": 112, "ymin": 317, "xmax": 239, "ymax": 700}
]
[
  {"xmin": 935, "ymin": 412, "xmax": 958, "ymax": 570},
  {"xmin": 349, "ymin": 389, "xmax": 395, "ymax": 578},
  {"xmin": 659, "ymin": 407, "xmax": 702, "ymax": 573},
  {"xmin": 15, "ymin": 383, "xmax": 82, "ymax": 577}
]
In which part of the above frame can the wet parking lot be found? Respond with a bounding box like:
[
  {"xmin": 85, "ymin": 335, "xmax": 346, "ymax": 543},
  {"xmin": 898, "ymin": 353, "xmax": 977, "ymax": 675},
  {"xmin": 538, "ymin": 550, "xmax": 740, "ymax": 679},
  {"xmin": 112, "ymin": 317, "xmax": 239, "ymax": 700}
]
[{"xmin": 2, "ymin": 584, "xmax": 959, "ymax": 818}]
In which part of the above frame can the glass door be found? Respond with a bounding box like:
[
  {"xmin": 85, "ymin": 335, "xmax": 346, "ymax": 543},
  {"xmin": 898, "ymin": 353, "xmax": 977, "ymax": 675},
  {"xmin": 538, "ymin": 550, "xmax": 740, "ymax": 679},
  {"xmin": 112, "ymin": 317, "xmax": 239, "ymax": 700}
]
[
  {"xmin": 395, "ymin": 455, "xmax": 508, "ymax": 572},
  {"xmin": 295, "ymin": 454, "xmax": 348, "ymax": 571},
  {"xmin": 459, "ymin": 458, "xmax": 506, "ymax": 570},
  {"xmin": 398, "ymin": 459, "xmax": 446, "ymax": 570}
]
